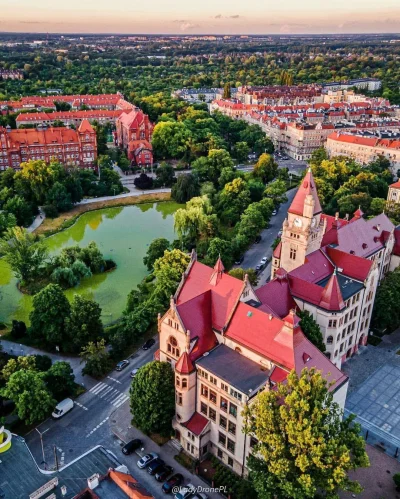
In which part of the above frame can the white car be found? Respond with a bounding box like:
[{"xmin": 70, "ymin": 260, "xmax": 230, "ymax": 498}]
[
  {"xmin": 174, "ymin": 484, "xmax": 196, "ymax": 499},
  {"xmin": 137, "ymin": 452, "xmax": 158, "ymax": 469},
  {"xmin": 272, "ymin": 210, "xmax": 277, "ymax": 216},
  {"xmin": 130, "ymin": 368, "xmax": 139, "ymax": 378},
  {"xmin": 260, "ymin": 257, "xmax": 268, "ymax": 265}
]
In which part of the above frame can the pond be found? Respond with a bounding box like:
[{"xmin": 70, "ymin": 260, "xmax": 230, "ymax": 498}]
[{"xmin": 0, "ymin": 201, "xmax": 180, "ymax": 326}]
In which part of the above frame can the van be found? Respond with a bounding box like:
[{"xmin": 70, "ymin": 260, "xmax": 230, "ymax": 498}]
[{"xmin": 52, "ymin": 398, "xmax": 74, "ymax": 419}]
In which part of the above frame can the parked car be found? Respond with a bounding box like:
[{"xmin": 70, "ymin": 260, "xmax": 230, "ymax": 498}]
[
  {"xmin": 272, "ymin": 210, "xmax": 277, "ymax": 216},
  {"xmin": 235, "ymin": 255, "xmax": 244, "ymax": 265},
  {"xmin": 116, "ymin": 359, "xmax": 130, "ymax": 371},
  {"xmin": 278, "ymin": 230, "xmax": 283, "ymax": 237},
  {"xmin": 52, "ymin": 398, "xmax": 74, "ymax": 419},
  {"xmin": 142, "ymin": 338, "xmax": 156, "ymax": 350},
  {"xmin": 174, "ymin": 484, "xmax": 196, "ymax": 499},
  {"xmin": 137, "ymin": 452, "xmax": 159, "ymax": 469},
  {"xmin": 122, "ymin": 438, "xmax": 142, "ymax": 455},
  {"xmin": 130, "ymin": 368, "xmax": 139, "ymax": 378},
  {"xmin": 147, "ymin": 458, "xmax": 165, "ymax": 475},
  {"xmin": 162, "ymin": 473, "xmax": 184, "ymax": 494},
  {"xmin": 255, "ymin": 264, "xmax": 262, "ymax": 273},
  {"xmin": 255, "ymin": 235, "xmax": 262, "ymax": 244},
  {"xmin": 260, "ymin": 257, "xmax": 268, "ymax": 265},
  {"xmin": 155, "ymin": 465, "xmax": 174, "ymax": 482}
]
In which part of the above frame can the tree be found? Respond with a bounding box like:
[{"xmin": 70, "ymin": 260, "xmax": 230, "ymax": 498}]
[
  {"xmin": 1, "ymin": 370, "xmax": 56, "ymax": 424},
  {"xmin": 192, "ymin": 149, "xmax": 234, "ymax": 184},
  {"xmin": 298, "ymin": 310, "xmax": 325, "ymax": 352},
  {"xmin": 228, "ymin": 267, "xmax": 258, "ymax": 286},
  {"xmin": 369, "ymin": 197, "xmax": 386, "ymax": 215},
  {"xmin": 218, "ymin": 178, "xmax": 251, "ymax": 225},
  {"xmin": 68, "ymin": 295, "xmax": 104, "ymax": 352},
  {"xmin": 10, "ymin": 320, "xmax": 27, "ymax": 339},
  {"xmin": 154, "ymin": 163, "xmax": 175, "ymax": 187},
  {"xmin": 264, "ymin": 179, "xmax": 288, "ymax": 205},
  {"xmin": 45, "ymin": 181, "xmax": 72, "ymax": 214},
  {"xmin": 29, "ymin": 284, "xmax": 71, "ymax": 348},
  {"xmin": 44, "ymin": 361, "xmax": 75, "ymax": 400},
  {"xmin": 237, "ymin": 203, "xmax": 267, "ymax": 242},
  {"xmin": 204, "ymin": 238, "xmax": 233, "ymax": 268},
  {"xmin": 143, "ymin": 238, "xmax": 170, "ymax": 271},
  {"xmin": 3, "ymin": 196, "xmax": 32, "ymax": 227},
  {"xmin": 244, "ymin": 368, "xmax": 369, "ymax": 499},
  {"xmin": 223, "ymin": 83, "xmax": 231, "ymax": 99},
  {"xmin": 172, "ymin": 173, "xmax": 200, "ymax": 203},
  {"xmin": 0, "ymin": 211, "xmax": 16, "ymax": 236},
  {"xmin": 337, "ymin": 193, "xmax": 371, "ymax": 217},
  {"xmin": 134, "ymin": 173, "xmax": 153, "ymax": 190},
  {"xmin": 1, "ymin": 355, "xmax": 37, "ymax": 381},
  {"xmin": 234, "ymin": 142, "xmax": 250, "ymax": 163},
  {"xmin": 152, "ymin": 121, "xmax": 192, "ymax": 159},
  {"xmin": 153, "ymin": 249, "xmax": 190, "ymax": 301},
  {"xmin": 253, "ymin": 154, "xmax": 278, "ymax": 183},
  {"xmin": 15, "ymin": 160, "xmax": 63, "ymax": 205},
  {"xmin": 130, "ymin": 361, "xmax": 175, "ymax": 436},
  {"xmin": 81, "ymin": 339, "xmax": 111, "ymax": 378},
  {"xmin": 372, "ymin": 267, "xmax": 400, "ymax": 331},
  {"xmin": 0, "ymin": 227, "xmax": 48, "ymax": 284}
]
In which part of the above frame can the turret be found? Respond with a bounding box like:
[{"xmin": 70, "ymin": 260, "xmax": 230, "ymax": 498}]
[{"xmin": 175, "ymin": 351, "xmax": 197, "ymax": 423}]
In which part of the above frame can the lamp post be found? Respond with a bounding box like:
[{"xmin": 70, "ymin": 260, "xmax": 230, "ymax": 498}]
[{"xmin": 35, "ymin": 428, "xmax": 49, "ymax": 469}]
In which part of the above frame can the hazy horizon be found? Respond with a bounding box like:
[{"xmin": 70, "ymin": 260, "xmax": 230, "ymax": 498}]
[{"xmin": 1, "ymin": 0, "xmax": 400, "ymax": 35}]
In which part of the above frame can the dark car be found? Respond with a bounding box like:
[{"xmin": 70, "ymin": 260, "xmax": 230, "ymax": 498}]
[
  {"xmin": 162, "ymin": 473, "xmax": 184, "ymax": 494},
  {"xmin": 234, "ymin": 255, "xmax": 244, "ymax": 265},
  {"xmin": 121, "ymin": 438, "xmax": 142, "ymax": 455},
  {"xmin": 155, "ymin": 464, "xmax": 174, "ymax": 482},
  {"xmin": 115, "ymin": 359, "xmax": 130, "ymax": 371},
  {"xmin": 147, "ymin": 458, "xmax": 165, "ymax": 475},
  {"xmin": 255, "ymin": 235, "xmax": 262, "ymax": 244},
  {"xmin": 142, "ymin": 338, "xmax": 156, "ymax": 350}
]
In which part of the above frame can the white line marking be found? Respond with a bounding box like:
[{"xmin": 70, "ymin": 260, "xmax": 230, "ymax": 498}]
[
  {"xmin": 86, "ymin": 417, "xmax": 109, "ymax": 438},
  {"xmin": 107, "ymin": 376, "xmax": 122, "ymax": 385},
  {"xmin": 99, "ymin": 386, "xmax": 114, "ymax": 398},
  {"xmin": 110, "ymin": 392, "xmax": 126, "ymax": 405},
  {"xmin": 114, "ymin": 395, "xmax": 129, "ymax": 408},
  {"xmin": 90, "ymin": 382, "xmax": 108, "ymax": 395},
  {"xmin": 75, "ymin": 401, "xmax": 89, "ymax": 411},
  {"xmin": 89, "ymin": 381, "xmax": 103, "ymax": 392}
]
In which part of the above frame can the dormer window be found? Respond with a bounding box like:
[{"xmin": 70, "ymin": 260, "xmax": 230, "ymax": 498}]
[{"xmin": 302, "ymin": 352, "xmax": 311, "ymax": 363}]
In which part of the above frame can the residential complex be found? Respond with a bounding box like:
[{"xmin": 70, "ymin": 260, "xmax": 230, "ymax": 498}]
[
  {"xmin": 0, "ymin": 69, "xmax": 23, "ymax": 80},
  {"xmin": 16, "ymin": 109, "xmax": 130, "ymax": 128},
  {"xmin": 326, "ymin": 131, "xmax": 400, "ymax": 169},
  {"xmin": 0, "ymin": 119, "xmax": 97, "ymax": 170},
  {"xmin": 115, "ymin": 109, "xmax": 154, "ymax": 167}
]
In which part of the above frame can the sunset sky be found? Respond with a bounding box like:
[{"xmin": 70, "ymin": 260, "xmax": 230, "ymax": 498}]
[{"xmin": 1, "ymin": 0, "xmax": 400, "ymax": 34}]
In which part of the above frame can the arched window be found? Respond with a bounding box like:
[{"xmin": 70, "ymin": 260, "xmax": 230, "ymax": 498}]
[
  {"xmin": 176, "ymin": 376, "xmax": 180, "ymax": 387},
  {"xmin": 327, "ymin": 336, "xmax": 333, "ymax": 344},
  {"xmin": 182, "ymin": 378, "xmax": 187, "ymax": 389},
  {"xmin": 167, "ymin": 336, "xmax": 180, "ymax": 357},
  {"xmin": 235, "ymin": 347, "xmax": 242, "ymax": 354},
  {"xmin": 325, "ymin": 352, "xmax": 331, "ymax": 359}
]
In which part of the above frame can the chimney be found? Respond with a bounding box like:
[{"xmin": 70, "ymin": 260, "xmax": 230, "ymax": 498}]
[
  {"xmin": 376, "ymin": 224, "xmax": 381, "ymax": 231},
  {"xmin": 87, "ymin": 474, "xmax": 100, "ymax": 490},
  {"xmin": 61, "ymin": 485, "xmax": 67, "ymax": 496},
  {"xmin": 344, "ymin": 213, "xmax": 349, "ymax": 221}
]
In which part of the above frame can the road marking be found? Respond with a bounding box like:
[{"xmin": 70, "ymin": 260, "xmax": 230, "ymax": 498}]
[
  {"xmin": 86, "ymin": 417, "xmax": 109, "ymax": 438},
  {"xmin": 74, "ymin": 401, "xmax": 89, "ymax": 411},
  {"xmin": 113, "ymin": 395, "xmax": 129, "ymax": 408},
  {"xmin": 107, "ymin": 376, "xmax": 122, "ymax": 385},
  {"xmin": 99, "ymin": 386, "xmax": 114, "ymax": 398},
  {"xmin": 89, "ymin": 381, "xmax": 103, "ymax": 392},
  {"xmin": 90, "ymin": 382, "xmax": 108, "ymax": 394},
  {"xmin": 110, "ymin": 392, "xmax": 128, "ymax": 406}
]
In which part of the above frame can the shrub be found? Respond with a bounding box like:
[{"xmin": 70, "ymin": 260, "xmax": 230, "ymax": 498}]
[{"xmin": 394, "ymin": 473, "xmax": 400, "ymax": 489}]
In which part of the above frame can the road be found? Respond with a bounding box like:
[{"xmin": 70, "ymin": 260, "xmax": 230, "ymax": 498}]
[{"xmin": 236, "ymin": 187, "xmax": 298, "ymax": 287}]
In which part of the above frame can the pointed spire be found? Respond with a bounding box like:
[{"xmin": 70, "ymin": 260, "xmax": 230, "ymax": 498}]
[
  {"xmin": 175, "ymin": 351, "xmax": 195, "ymax": 374},
  {"xmin": 352, "ymin": 206, "xmax": 364, "ymax": 220},
  {"xmin": 209, "ymin": 256, "xmax": 225, "ymax": 286},
  {"xmin": 319, "ymin": 269, "xmax": 345, "ymax": 311},
  {"xmin": 288, "ymin": 168, "xmax": 322, "ymax": 217}
]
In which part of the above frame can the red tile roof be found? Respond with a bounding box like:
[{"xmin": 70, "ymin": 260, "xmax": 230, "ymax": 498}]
[
  {"xmin": 256, "ymin": 273, "xmax": 297, "ymax": 319},
  {"xmin": 175, "ymin": 351, "xmax": 195, "ymax": 374},
  {"xmin": 269, "ymin": 366, "xmax": 288, "ymax": 384},
  {"xmin": 323, "ymin": 246, "xmax": 372, "ymax": 281},
  {"xmin": 182, "ymin": 412, "xmax": 209, "ymax": 436},
  {"xmin": 290, "ymin": 249, "xmax": 334, "ymax": 283},
  {"xmin": 319, "ymin": 271, "xmax": 345, "ymax": 311},
  {"xmin": 390, "ymin": 181, "xmax": 400, "ymax": 189},
  {"xmin": 273, "ymin": 241, "xmax": 282, "ymax": 258},
  {"xmin": 78, "ymin": 119, "xmax": 94, "ymax": 133},
  {"xmin": 288, "ymin": 168, "xmax": 322, "ymax": 216}
]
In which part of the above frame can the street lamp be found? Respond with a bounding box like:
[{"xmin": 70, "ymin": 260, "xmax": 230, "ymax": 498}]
[{"xmin": 35, "ymin": 427, "xmax": 49, "ymax": 469}]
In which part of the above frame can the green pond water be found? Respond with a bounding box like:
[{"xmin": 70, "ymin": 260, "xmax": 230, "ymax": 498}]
[{"xmin": 0, "ymin": 201, "xmax": 180, "ymax": 326}]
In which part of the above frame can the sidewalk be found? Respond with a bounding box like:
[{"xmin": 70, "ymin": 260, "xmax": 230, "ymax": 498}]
[
  {"xmin": 110, "ymin": 402, "xmax": 223, "ymax": 499},
  {"xmin": 77, "ymin": 187, "xmax": 171, "ymax": 205},
  {"xmin": 0, "ymin": 338, "xmax": 94, "ymax": 388},
  {"xmin": 27, "ymin": 207, "xmax": 45, "ymax": 233}
]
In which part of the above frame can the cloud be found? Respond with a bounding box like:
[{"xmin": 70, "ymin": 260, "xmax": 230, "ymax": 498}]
[
  {"xmin": 214, "ymin": 14, "xmax": 222, "ymax": 19},
  {"xmin": 213, "ymin": 14, "xmax": 242, "ymax": 20},
  {"xmin": 229, "ymin": 15, "xmax": 240, "ymax": 19},
  {"xmin": 172, "ymin": 20, "xmax": 200, "ymax": 31}
]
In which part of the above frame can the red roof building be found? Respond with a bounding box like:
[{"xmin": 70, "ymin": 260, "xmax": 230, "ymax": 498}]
[
  {"xmin": 0, "ymin": 120, "xmax": 97, "ymax": 170},
  {"xmin": 116, "ymin": 110, "xmax": 154, "ymax": 167}
]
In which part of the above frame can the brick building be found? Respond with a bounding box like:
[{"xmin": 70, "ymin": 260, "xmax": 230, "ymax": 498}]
[
  {"xmin": 116, "ymin": 110, "xmax": 154, "ymax": 167},
  {"xmin": 0, "ymin": 120, "xmax": 97, "ymax": 170},
  {"xmin": 16, "ymin": 110, "xmax": 129, "ymax": 128}
]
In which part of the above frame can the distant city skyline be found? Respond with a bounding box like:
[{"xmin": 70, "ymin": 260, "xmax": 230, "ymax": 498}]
[{"xmin": 1, "ymin": 0, "xmax": 400, "ymax": 34}]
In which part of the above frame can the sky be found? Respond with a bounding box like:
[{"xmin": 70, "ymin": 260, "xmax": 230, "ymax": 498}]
[{"xmin": 1, "ymin": 0, "xmax": 400, "ymax": 34}]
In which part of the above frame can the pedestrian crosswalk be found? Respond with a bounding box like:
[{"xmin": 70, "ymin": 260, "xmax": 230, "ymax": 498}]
[{"xmin": 89, "ymin": 381, "xmax": 130, "ymax": 408}]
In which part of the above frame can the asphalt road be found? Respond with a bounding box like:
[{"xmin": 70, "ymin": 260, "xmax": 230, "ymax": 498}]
[
  {"xmin": 24, "ymin": 341, "xmax": 158, "ymax": 472},
  {"xmin": 236, "ymin": 187, "xmax": 298, "ymax": 287}
]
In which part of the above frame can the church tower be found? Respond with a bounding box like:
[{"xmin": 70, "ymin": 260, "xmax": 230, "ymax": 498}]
[{"xmin": 274, "ymin": 168, "xmax": 326, "ymax": 275}]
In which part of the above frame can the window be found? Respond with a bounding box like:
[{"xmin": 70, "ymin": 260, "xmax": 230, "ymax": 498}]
[
  {"xmin": 229, "ymin": 403, "xmax": 237, "ymax": 418},
  {"xmin": 340, "ymin": 343, "xmax": 344, "ymax": 353},
  {"xmin": 230, "ymin": 388, "xmax": 242, "ymax": 402},
  {"xmin": 217, "ymin": 448, "xmax": 223, "ymax": 459},
  {"xmin": 167, "ymin": 336, "xmax": 180, "ymax": 358},
  {"xmin": 228, "ymin": 457, "xmax": 234, "ymax": 467},
  {"xmin": 228, "ymin": 421, "xmax": 236, "ymax": 435},
  {"xmin": 220, "ymin": 397, "xmax": 228, "ymax": 412},
  {"xmin": 250, "ymin": 436, "xmax": 258, "ymax": 448},
  {"xmin": 221, "ymin": 383, "xmax": 228, "ymax": 392},
  {"xmin": 201, "ymin": 384, "xmax": 208, "ymax": 398},
  {"xmin": 227, "ymin": 439, "xmax": 235, "ymax": 454},
  {"xmin": 176, "ymin": 392, "xmax": 182, "ymax": 405},
  {"xmin": 327, "ymin": 335, "xmax": 333, "ymax": 344},
  {"xmin": 200, "ymin": 402, "xmax": 208, "ymax": 415},
  {"xmin": 328, "ymin": 320, "xmax": 337, "ymax": 328},
  {"xmin": 176, "ymin": 376, "xmax": 180, "ymax": 386},
  {"xmin": 209, "ymin": 408, "xmax": 216, "ymax": 422},
  {"xmin": 290, "ymin": 245, "xmax": 297, "ymax": 260},
  {"xmin": 220, "ymin": 415, "xmax": 227, "ymax": 429},
  {"xmin": 182, "ymin": 378, "xmax": 187, "ymax": 389},
  {"xmin": 209, "ymin": 390, "xmax": 217, "ymax": 404},
  {"xmin": 235, "ymin": 347, "xmax": 242, "ymax": 353},
  {"xmin": 210, "ymin": 376, "xmax": 217, "ymax": 385},
  {"xmin": 218, "ymin": 432, "xmax": 226, "ymax": 446}
]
